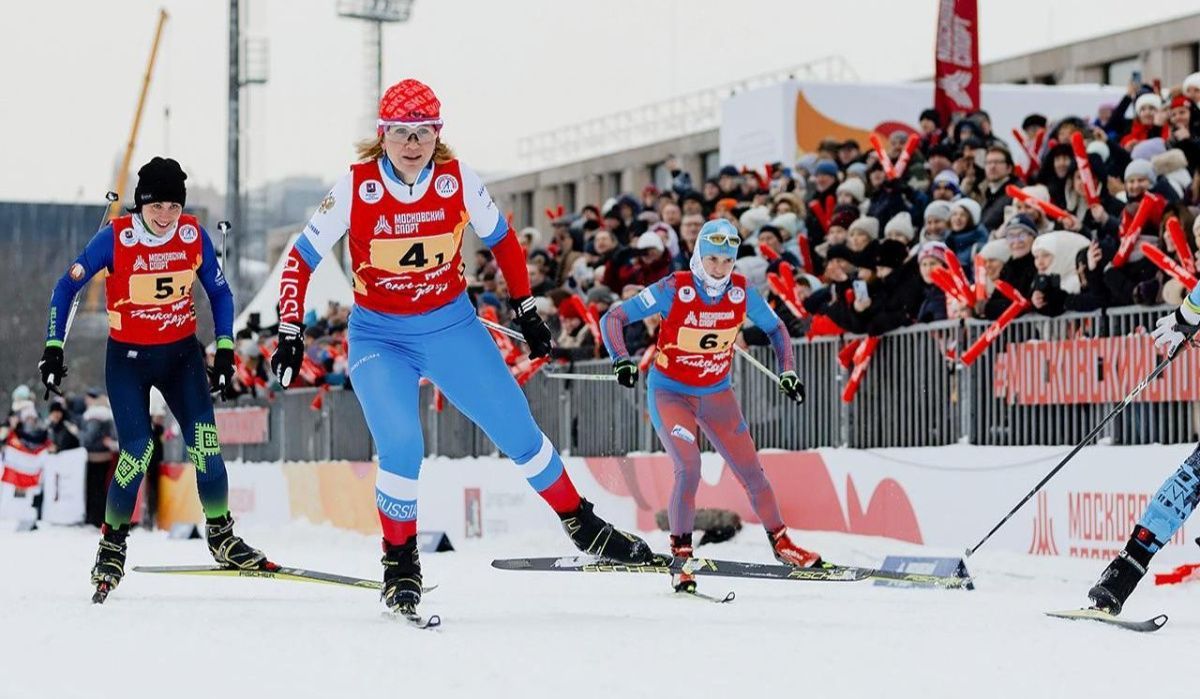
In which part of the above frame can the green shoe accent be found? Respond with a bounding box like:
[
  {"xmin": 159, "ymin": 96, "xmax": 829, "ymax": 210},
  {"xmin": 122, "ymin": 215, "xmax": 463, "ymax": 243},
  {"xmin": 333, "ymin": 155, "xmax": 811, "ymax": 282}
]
[
  {"xmin": 114, "ymin": 442, "xmax": 154, "ymax": 489},
  {"xmin": 186, "ymin": 422, "xmax": 222, "ymax": 474}
]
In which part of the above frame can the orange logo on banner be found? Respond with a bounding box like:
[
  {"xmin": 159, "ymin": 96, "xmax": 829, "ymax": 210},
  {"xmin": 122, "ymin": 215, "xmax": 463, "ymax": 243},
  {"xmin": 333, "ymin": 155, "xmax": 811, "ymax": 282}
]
[
  {"xmin": 1027, "ymin": 491, "xmax": 1059, "ymax": 556},
  {"xmin": 583, "ymin": 452, "xmax": 922, "ymax": 543}
]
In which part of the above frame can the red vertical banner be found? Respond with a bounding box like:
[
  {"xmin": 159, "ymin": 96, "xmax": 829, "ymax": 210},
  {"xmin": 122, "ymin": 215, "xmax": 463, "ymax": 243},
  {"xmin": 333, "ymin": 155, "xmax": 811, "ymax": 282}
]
[{"xmin": 934, "ymin": 0, "xmax": 980, "ymax": 126}]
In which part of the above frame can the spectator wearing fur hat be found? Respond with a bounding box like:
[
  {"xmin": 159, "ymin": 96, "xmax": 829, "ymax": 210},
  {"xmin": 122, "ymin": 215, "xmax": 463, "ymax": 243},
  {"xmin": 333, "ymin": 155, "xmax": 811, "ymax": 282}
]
[
  {"xmin": 920, "ymin": 200, "xmax": 953, "ymax": 243},
  {"xmin": 864, "ymin": 238, "xmax": 925, "ymax": 335},
  {"xmin": 947, "ymin": 198, "xmax": 987, "ymax": 268},
  {"xmin": 771, "ymin": 191, "xmax": 803, "ymax": 217},
  {"xmin": 1038, "ymin": 141, "xmax": 1076, "ymax": 209},
  {"xmin": 978, "ymin": 146, "xmax": 1020, "ymax": 232},
  {"xmin": 1028, "ymin": 231, "xmax": 1090, "ymax": 316},
  {"xmin": 738, "ymin": 205, "xmax": 772, "ymax": 238},
  {"xmin": 1152, "ymin": 148, "xmax": 1192, "ymax": 201},
  {"xmin": 983, "ymin": 215, "xmax": 1039, "ymax": 319}
]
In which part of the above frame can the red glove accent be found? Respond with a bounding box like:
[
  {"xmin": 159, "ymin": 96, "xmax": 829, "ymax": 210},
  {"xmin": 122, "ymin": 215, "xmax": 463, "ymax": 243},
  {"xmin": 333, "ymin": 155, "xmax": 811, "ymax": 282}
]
[
  {"xmin": 491, "ymin": 231, "xmax": 532, "ymax": 298},
  {"xmin": 279, "ymin": 246, "xmax": 314, "ymax": 324}
]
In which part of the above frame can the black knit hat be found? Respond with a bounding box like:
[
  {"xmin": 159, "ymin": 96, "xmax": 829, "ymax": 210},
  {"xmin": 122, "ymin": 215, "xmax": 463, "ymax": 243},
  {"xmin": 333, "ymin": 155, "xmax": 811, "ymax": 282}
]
[{"xmin": 132, "ymin": 157, "xmax": 187, "ymax": 211}]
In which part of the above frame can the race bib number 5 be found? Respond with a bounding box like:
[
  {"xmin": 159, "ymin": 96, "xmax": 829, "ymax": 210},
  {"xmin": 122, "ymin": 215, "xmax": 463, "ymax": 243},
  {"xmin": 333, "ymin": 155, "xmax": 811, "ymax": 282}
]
[
  {"xmin": 128, "ymin": 270, "xmax": 195, "ymax": 305},
  {"xmin": 370, "ymin": 234, "xmax": 457, "ymax": 274},
  {"xmin": 675, "ymin": 326, "xmax": 738, "ymax": 354}
]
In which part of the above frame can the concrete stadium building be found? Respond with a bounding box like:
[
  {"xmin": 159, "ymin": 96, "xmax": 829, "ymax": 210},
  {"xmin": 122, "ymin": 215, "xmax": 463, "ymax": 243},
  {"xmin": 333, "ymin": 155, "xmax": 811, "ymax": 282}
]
[{"xmin": 485, "ymin": 13, "xmax": 1200, "ymax": 232}]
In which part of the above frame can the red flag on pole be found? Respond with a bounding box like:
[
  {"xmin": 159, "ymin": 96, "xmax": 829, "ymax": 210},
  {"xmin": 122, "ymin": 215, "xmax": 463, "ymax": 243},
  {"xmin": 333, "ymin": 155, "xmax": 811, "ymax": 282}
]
[{"xmin": 934, "ymin": 0, "xmax": 980, "ymax": 126}]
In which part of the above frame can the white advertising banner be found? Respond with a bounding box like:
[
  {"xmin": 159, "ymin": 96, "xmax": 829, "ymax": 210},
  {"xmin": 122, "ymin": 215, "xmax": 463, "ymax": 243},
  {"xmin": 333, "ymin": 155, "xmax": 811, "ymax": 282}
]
[
  {"xmin": 39, "ymin": 448, "xmax": 87, "ymax": 525},
  {"xmin": 719, "ymin": 81, "xmax": 1125, "ymax": 173}
]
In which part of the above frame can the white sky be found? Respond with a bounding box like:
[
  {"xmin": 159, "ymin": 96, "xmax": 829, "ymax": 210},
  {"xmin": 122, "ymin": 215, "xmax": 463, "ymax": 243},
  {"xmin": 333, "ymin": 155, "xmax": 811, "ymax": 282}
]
[{"xmin": 3, "ymin": 0, "xmax": 1199, "ymax": 204}]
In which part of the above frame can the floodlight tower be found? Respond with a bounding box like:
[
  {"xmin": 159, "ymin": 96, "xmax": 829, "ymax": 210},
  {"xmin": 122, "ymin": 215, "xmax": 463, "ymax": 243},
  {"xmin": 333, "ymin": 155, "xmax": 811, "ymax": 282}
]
[{"xmin": 338, "ymin": 0, "xmax": 415, "ymax": 130}]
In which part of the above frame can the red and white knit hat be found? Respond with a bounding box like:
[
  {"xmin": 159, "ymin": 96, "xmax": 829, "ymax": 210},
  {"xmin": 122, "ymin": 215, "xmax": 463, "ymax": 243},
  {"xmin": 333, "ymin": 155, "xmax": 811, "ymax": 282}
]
[{"xmin": 378, "ymin": 79, "xmax": 442, "ymax": 125}]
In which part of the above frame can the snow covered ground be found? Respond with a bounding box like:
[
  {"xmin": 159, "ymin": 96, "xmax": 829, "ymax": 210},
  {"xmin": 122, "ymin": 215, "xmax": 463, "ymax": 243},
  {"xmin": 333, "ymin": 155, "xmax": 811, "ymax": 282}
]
[{"xmin": 1, "ymin": 521, "xmax": 1197, "ymax": 699}]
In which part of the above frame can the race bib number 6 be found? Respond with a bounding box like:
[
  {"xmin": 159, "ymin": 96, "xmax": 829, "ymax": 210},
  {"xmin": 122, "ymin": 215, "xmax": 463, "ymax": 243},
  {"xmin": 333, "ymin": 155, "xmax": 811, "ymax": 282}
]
[
  {"xmin": 371, "ymin": 234, "xmax": 457, "ymax": 274},
  {"xmin": 675, "ymin": 326, "xmax": 738, "ymax": 354},
  {"xmin": 128, "ymin": 270, "xmax": 195, "ymax": 305}
]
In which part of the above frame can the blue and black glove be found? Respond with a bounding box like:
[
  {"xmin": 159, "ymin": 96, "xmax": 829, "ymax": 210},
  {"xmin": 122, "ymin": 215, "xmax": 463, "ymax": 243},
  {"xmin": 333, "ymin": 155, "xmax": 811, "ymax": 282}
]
[
  {"xmin": 778, "ymin": 370, "xmax": 805, "ymax": 404},
  {"xmin": 512, "ymin": 296, "xmax": 553, "ymax": 359},
  {"xmin": 613, "ymin": 358, "xmax": 638, "ymax": 389},
  {"xmin": 38, "ymin": 344, "xmax": 67, "ymax": 399},
  {"xmin": 271, "ymin": 322, "xmax": 306, "ymax": 388},
  {"xmin": 208, "ymin": 340, "xmax": 236, "ymax": 401}
]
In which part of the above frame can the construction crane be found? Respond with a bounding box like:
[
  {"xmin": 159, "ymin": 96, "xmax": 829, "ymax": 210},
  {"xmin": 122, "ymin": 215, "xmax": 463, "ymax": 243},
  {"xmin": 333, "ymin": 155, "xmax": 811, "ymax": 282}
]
[
  {"xmin": 81, "ymin": 9, "xmax": 169, "ymax": 318},
  {"xmin": 107, "ymin": 8, "xmax": 170, "ymax": 220}
]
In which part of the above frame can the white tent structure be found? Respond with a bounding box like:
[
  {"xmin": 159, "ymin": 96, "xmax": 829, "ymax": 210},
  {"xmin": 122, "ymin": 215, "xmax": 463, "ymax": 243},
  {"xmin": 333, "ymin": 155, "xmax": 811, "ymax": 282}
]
[{"xmin": 235, "ymin": 233, "xmax": 355, "ymax": 331}]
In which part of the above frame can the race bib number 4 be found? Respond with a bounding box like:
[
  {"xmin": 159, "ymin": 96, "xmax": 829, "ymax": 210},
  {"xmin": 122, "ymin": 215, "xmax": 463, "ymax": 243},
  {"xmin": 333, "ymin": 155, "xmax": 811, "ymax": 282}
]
[
  {"xmin": 370, "ymin": 234, "xmax": 457, "ymax": 274},
  {"xmin": 675, "ymin": 326, "xmax": 738, "ymax": 354},
  {"xmin": 128, "ymin": 270, "xmax": 195, "ymax": 305}
]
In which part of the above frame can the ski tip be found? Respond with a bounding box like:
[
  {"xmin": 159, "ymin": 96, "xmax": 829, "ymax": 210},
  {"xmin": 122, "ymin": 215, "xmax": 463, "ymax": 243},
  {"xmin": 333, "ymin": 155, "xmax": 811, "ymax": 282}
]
[{"xmin": 1150, "ymin": 614, "xmax": 1169, "ymax": 629}]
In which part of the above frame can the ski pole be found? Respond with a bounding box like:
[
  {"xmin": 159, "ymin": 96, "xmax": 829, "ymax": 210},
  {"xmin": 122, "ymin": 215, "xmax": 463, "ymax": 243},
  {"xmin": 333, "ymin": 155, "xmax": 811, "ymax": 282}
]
[
  {"xmin": 216, "ymin": 220, "xmax": 231, "ymax": 273},
  {"xmin": 480, "ymin": 316, "xmax": 527, "ymax": 343},
  {"xmin": 543, "ymin": 372, "xmax": 617, "ymax": 382},
  {"xmin": 61, "ymin": 191, "xmax": 119, "ymax": 347},
  {"xmin": 734, "ymin": 345, "xmax": 779, "ymax": 382},
  {"xmin": 964, "ymin": 340, "xmax": 1192, "ymax": 557}
]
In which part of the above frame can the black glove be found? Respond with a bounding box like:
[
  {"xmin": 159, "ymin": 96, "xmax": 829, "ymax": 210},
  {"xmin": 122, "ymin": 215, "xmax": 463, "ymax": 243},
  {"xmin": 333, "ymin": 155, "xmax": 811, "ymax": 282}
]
[
  {"xmin": 613, "ymin": 358, "xmax": 639, "ymax": 388},
  {"xmin": 38, "ymin": 344, "xmax": 67, "ymax": 399},
  {"xmin": 778, "ymin": 370, "xmax": 805, "ymax": 404},
  {"xmin": 512, "ymin": 296, "xmax": 552, "ymax": 359},
  {"xmin": 208, "ymin": 345, "xmax": 236, "ymax": 401},
  {"xmin": 271, "ymin": 322, "xmax": 306, "ymax": 388}
]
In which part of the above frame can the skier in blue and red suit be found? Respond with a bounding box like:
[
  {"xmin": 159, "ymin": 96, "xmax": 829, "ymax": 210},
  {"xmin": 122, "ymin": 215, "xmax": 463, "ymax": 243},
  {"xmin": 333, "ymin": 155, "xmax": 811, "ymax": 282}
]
[
  {"xmin": 39, "ymin": 157, "xmax": 271, "ymax": 602},
  {"xmin": 600, "ymin": 219, "xmax": 823, "ymax": 592},
  {"xmin": 269, "ymin": 79, "xmax": 652, "ymax": 616}
]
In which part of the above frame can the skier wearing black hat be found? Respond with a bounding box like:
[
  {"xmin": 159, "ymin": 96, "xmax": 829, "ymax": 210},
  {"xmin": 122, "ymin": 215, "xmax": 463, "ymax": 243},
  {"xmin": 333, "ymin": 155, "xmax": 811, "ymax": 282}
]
[{"xmin": 39, "ymin": 157, "xmax": 272, "ymax": 603}]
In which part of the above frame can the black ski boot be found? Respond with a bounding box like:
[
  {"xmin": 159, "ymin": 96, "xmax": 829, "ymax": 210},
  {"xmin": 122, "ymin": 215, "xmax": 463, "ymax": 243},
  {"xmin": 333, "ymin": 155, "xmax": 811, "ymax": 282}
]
[
  {"xmin": 1088, "ymin": 531, "xmax": 1154, "ymax": 615},
  {"xmin": 206, "ymin": 513, "xmax": 271, "ymax": 570},
  {"xmin": 381, "ymin": 539, "xmax": 422, "ymax": 613},
  {"xmin": 91, "ymin": 524, "xmax": 129, "ymax": 603},
  {"xmin": 670, "ymin": 533, "xmax": 696, "ymax": 593},
  {"xmin": 559, "ymin": 498, "xmax": 653, "ymax": 564}
]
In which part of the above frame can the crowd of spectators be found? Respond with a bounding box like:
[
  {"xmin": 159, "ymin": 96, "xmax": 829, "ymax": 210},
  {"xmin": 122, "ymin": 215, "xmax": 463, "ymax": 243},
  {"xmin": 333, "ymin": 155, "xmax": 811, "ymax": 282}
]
[
  {"xmin": 461, "ymin": 74, "xmax": 1200, "ymax": 363},
  {"xmin": 214, "ymin": 74, "xmax": 1200, "ymax": 379}
]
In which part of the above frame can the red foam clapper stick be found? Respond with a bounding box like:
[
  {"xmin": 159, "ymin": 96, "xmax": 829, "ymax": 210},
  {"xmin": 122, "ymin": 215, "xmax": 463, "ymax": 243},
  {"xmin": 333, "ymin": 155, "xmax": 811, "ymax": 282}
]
[
  {"xmin": 1070, "ymin": 132, "xmax": 1100, "ymax": 207},
  {"xmin": 869, "ymin": 132, "xmax": 897, "ymax": 180},
  {"xmin": 1141, "ymin": 242, "xmax": 1198, "ymax": 291},
  {"xmin": 892, "ymin": 134, "xmax": 920, "ymax": 179},
  {"xmin": 1167, "ymin": 217, "xmax": 1195, "ymax": 274},
  {"xmin": 1005, "ymin": 184, "xmax": 1071, "ymax": 221},
  {"xmin": 930, "ymin": 267, "xmax": 973, "ymax": 306},
  {"xmin": 840, "ymin": 336, "xmax": 881, "ymax": 403},
  {"xmin": 973, "ymin": 254, "xmax": 988, "ymax": 302},
  {"xmin": 943, "ymin": 252, "xmax": 974, "ymax": 299},
  {"xmin": 1112, "ymin": 196, "xmax": 1156, "ymax": 268},
  {"xmin": 960, "ymin": 300, "xmax": 1028, "ymax": 365}
]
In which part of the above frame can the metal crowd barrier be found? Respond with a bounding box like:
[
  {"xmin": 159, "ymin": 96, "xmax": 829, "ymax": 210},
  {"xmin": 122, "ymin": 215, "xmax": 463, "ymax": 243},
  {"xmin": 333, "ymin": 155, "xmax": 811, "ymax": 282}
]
[{"xmin": 165, "ymin": 304, "xmax": 1195, "ymax": 465}]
